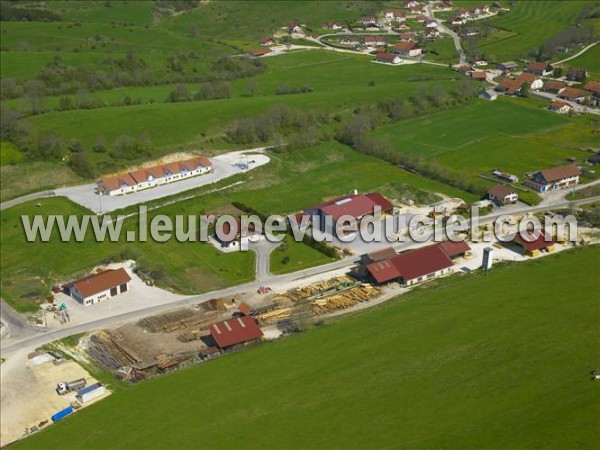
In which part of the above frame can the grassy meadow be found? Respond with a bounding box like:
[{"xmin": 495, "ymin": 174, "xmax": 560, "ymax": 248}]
[
  {"xmin": 16, "ymin": 245, "xmax": 600, "ymax": 449},
  {"xmin": 565, "ymin": 44, "xmax": 600, "ymax": 79}
]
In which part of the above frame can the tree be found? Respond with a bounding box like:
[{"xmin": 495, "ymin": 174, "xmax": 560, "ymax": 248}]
[
  {"xmin": 519, "ymin": 82, "xmax": 530, "ymax": 97},
  {"xmin": 36, "ymin": 133, "xmax": 64, "ymax": 160},
  {"xmin": 166, "ymin": 83, "xmax": 191, "ymax": 102},
  {"xmin": 68, "ymin": 151, "xmax": 95, "ymax": 178},
  {"xmin": 245, "ymin": 79, "xmax": 259, "ymax": 96}
]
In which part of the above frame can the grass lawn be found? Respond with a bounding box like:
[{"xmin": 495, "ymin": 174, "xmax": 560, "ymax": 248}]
[
  {"xmin": 371, "ymin": 96, "xmax": 598, "ymax": 190},
  {"xmin": 564, "ymin": 44, "xmax": 600, "ymax": 80},
  {"xmin": 16, "ymin": 245, "xmax": 600, "ymax": 449},
  {"xmin": 476, "ymin": 1, "xmax": 591, "ymax": 62},
  {"xmin": 424, "ymin": 37, "xmax": 459, "ymax": 65},
  {"xmin": 0, "ymin": 141, "xmax": 24, "ymax": 165}
]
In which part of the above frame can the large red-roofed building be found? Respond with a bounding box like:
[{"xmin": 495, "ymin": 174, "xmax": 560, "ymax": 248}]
[
  {"xmin": 69, "ymin": 268, "xmax": 131, "ymax": 306},
  {"xmin": 209, "ymin": 316, "xmax": 263, "ymax": 349}
]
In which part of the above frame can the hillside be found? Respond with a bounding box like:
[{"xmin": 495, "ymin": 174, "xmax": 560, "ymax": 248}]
[{"xmin": 16, "ymin": 246, "xmax": 600, "ymax": 449}]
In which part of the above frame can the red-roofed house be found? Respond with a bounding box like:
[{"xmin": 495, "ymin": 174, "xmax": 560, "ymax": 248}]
[
  {"xmin": 543, "ymin": 80, "xmax": 566, "ymax": 94},
  {"xmin": 260, "ymin": 37, "xmax": 275, "ymax": 46},
  {"xmin": 548, "ymin": 101, "xmax": 572, "ymax": 114},
  {"xmin": 487, "ymin": 184, "xmax": 518, "ymax": 206},
  {"xmin": 250, "ymin": 48, "xmax": 272, "ymax": 57},
  {"xmin": 69, "ymin": 268, "xmax": 131, "ymax": 306},
  {"xmin": 376, "ymin": 53, "xmax": 402, "ymax": 64},
  {"xmin": 558, "ymin": 87, "xmax": 589, "ymax": 102},
  {"xmin": 524, "ymin": 165, "xmax": 581, "ymax": 192},
  {"xmin": 471, "ymin": 71, "xmax": 487, "ymax": 80},
  {"xmin": 525, "ymin": 61, "xmax": 553, "ymax": 76},
  {"xmin": 363, "ymin": 35, "xmax": 387, "ymax": 46},
  {"xmin": 304, "ymin": 192, "xmax": 393, "ymax": 234},
  {"xmin": 512, "ymin": 229, "xmax": 556, "ymax": 256},
  {"xmin": 393, "ymin": 41, "xmax": 422, "ymax": 57},
  {"xmin": 209, "ymin": 316, "xmax": 263, "ymax": 349}
]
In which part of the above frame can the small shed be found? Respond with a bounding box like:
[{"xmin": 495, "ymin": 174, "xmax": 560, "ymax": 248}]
[{"xmin": 76, "ymin": 383, "xmax": 106, "ymax": 404}]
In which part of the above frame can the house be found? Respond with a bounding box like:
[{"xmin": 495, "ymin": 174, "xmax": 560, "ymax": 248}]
[
  {"xmin": 362, "ymin": 16, "xmax": 377, "ymax": 27},
  {"xmin": 324, "ymin": 21, "xmax": 343, "ymax": 30},
  {"xmin": 409, "ymin": 4, "xmax": 426, "ymax": 14},
  {"xmin": 97, "ymin": 156, "xmax": 212, "ymax": 196},
  {"xmin": 457, "ymin": 8, "xmax": 471, "ymax": 18},
  {"xmin": 548, "ymin": 101, "xmax": 572, "ymax": 114},
  {"xmin": 525, "ymin": 61, "xmax": 553, "ymax": 76},
  {"xmin": 259, "ymin": 36, "xmax": 275, "ymax": 46},
  {"xmin": 399, "ymin": 32, "xmax": 416, "ymax": 41},
  {"xmin": 68, "ymin": 268, "xmax": 131, "ymax": 306},
  {"xmin": 487, "ymin": 184, "xmax": 518, "ymax": 206},
  {"xmin": 216, "ymin": 217, "xmax": 258, "ymax": 249},
  {"xmin": 496, "ymin": 78, "xmax": 520, "ymax": 95},
  {"xmin": 304, "ymin": 192, "xmax": 393, "ymax": 235},
  {"xmin": 566, "ymin": 67, "xmax": 587, "ymax": 82},
  {"xmin": 461, "ymin": 27, "xmax": 479, "ymax": 37},
  {"xmin": 416, "ymin": 14, "xmax": 427, "ymax": 22},
  {"xmin": 471, "ymin": 71, "xmax": 487, "ymax": 80},
  {"xmin": 480, "ymin": 88, "xmax": 498, "ymax": 101},
  {"xmin": 448, "ymin": 17, "xmax": 465, "ymax": 26},
  {"xmin": 288, "ymin": 21, "xmax": 302, "ymax": 33},
  {"xmin": 457, "ymin": 64, "xmax": 473, "ymax": 75},
  {"xmin": 249, "ymin": 48, "xmax": 272, "ymax": 57},
  {"xmin": 426, "ymin": 19, "xmax": 438, "ymax": 28},
  {"xmin": 514, "ymin": 72, "xmax": 543, "ymax": 90},
  {"xmin": 524, "ymin": 165, "xmax": 581, "ymax": 192},
  {"xmin": 376, "ymin": 53, "xmax": 402, "ymax": 64},
  {"xmin": 543, "ymin": 80, "xmax": 566, "ymax": 94},
  {"xmin": 558, "ymin": 87, "xmax": 589, "ymax": 103},
  {"xmin": 209, "ymin": 316, "xmax": 263, "ymax": 349},
  {"xmin": 365, "ymin": 241, "xmax": 469, "ymax": 286},
  {"xmin": 363, "ymin": 35, "xmax": 387, "ymax": 46},
  {"xmin": 512, "ymin": 229, "xmax": 556, "ymax": 256},
  {"xmin": 583, "ymin": 81, "xmax": 600, "ymax": 95},
  {"xmin": 496, "ymin": 61, "xmax": 518, "ymax": 72},
  {"xmin": 393, "ymin": 41, "xmax": 422, "ymax": 57},
  {"xmin": 424, "ymin": 28, "xmax": 440, "ymax": 38}
]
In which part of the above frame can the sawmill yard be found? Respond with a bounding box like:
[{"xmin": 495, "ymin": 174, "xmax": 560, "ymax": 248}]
[{"xmin": 14, "ymin": 246, "xmax": 600, "ymax": 449}]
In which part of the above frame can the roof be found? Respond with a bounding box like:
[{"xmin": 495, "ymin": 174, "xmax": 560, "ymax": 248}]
[
  {"xmin": 527, "ymin": 61, "xmax": 552, "ymax": 72},
  {"xmin": 488, "ymin": 183, "xmax": 517, "ymax": 199},
  {"xmin": 77, "ymin": 383, "xmax": 103, "ymax": 396},
  {"xmin": 98, "ymin": 156, "xmax": 211, "ymax": 192},
  {"xmin": 544, "ymin": 80, "xmax": 566, "ymax": 90},
  {"xmin": 307, "ymin": 192, "xmax": 393, "ymax": 221},
  {"xmin": 515, "ymin": 72, "xmax": 538, "ymax": 85},
  {"xmin": 549, "ymin": 101, "xmax": 570, "ymax": 110},
  {"xmin": 513, "ymin": 229, "xmax": 555, "ymax": 251},
  {"xmin": 376, "ymin": 53, "xmax": 399, "ymax": 62},
  {"xmin": 471, "ymin": 71, "xmax": 486, "ymax": 79},
  {"xmin": 238, "ymin": 302, "xmax": 251, "ymax": 316},
  {"xmin": 364, "ymin": 35, "xmax": 385, "ymax": 43},
  {"xmin": 584, "ymin": 81, "xmax": 600, "ymax": 93},
  {"xmin": 538, "ymin": 165, "xmax": 581, "ymax": 182},
  {"xmin": 249, "ymin": 48, "xmax": 272, "ymax": 57},
  {"xmin": 394, "ymin": 41, "xmax": 419, "ymax": 52},
  {"xmin": 209, "ymin": 316, "xmax": 263, "ymax": 348},
  {"xmin": 366, "ymin": 243, "xmax": 455, "ymax": 283},
  {"xmin": 436, "ymin": 240, "xmax": 470, "ymax": 258},
  {"xmin": 558, "ymin": 87, "xmax": 588, "ymax": 99},
  {"xmin": 498, "ymin": 61, "xmax": 517, "ymax": 68},
  {"xmin": 368, "ymin": 247, "xmax": 398, "ymax": 262},
  {"xmin": 260, "ymin": 36, "xmax": 274, "ymax": 43},
  {"xmin": 73, "ymin": 268, "xmax": 131, "ymax": 298}
]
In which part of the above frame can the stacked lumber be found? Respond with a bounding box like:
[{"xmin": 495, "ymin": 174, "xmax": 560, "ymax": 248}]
[
  {"xmin": 139, "ymin": 310, "xmax": 206, "ymax": 333},
  {"xmin": 311, "ymin": 284, "xmax": 381, "ymax": 315},
  {"xmin": 255, "ymin": 307, "xmax": 293, "ymax": 323},
  {"xmin": 88, "ymin": 330, "xmax": 142, "ymax": 370}
]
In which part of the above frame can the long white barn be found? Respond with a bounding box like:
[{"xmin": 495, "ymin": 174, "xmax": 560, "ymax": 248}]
[{"xmin": 97, "ymin": 156, "xmax": 212, "ymax": 196}]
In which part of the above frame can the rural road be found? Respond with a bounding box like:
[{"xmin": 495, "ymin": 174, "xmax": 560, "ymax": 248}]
[
  {"xmin": 426, "ymin": 3, "xmax": 466, "ymax": 65},
  {"xmin": 553, "ymin": 41, "xmax": 598, "ymax": 65},
  {"xmin": 531, "ymin": 90, "xmax": 600, "ymax": 116},
  {"xmin": 0, "ymin": 191, "xmax": 56, "ymax": 212},
  {"xmin": 2, "ymin": 195, "xmax": 598, "ymax": 356}
]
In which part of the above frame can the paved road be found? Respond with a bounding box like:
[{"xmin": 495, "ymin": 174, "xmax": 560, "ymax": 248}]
[
  {"xmin": 0, "ymin": 191, "xmax": 56, "ymax": 212},
  {"xmin": 2, "ymin": 195, "xmax": 598, "ymax": 356},
  {"xmin": 426, "ymin": 3, "xmax": 466, "ymax": 65},
  {"xmin": 0, "ymin": 300, "xmax": 49, "ymax": 341},
  {"xmin": 553, "ymin": 41, "xmax": 598, "ymax": 65},
  {"xmin": 531, "ymin": 90, "xmax": 600, "ymax": 116},
  {"xmin": 249, "ymin": 238, "xmax": 281, "ymax": 281}
]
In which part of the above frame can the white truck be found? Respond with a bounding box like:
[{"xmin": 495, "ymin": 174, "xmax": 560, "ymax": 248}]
[{"xmin": 56, "ymin": 378, "xmax": 86, "ymax": 395}]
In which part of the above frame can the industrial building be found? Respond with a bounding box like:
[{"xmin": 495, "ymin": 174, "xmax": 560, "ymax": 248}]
[
  {"xmin": 97, "ymin": 156, "xmax": 212, "ymax": 196},
  {"xmin": 512, "ymin": 230, "xmax": 556, "ymax": 256},
  {"xmin": 68, "ymin": 268, "xmax": 131, "ymax": 306},
  {"xmin": 209, "ymin": 316, "xmax": 263, "ymax": 349},
  {"xmin": 365, "ymin": 241, "xmax": 470, "ymax": 286}
]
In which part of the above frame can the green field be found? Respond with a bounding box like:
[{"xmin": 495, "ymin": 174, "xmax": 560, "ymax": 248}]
[
  {"xmin": 17, "ymin": 246, "xmax": 600, "ymax": 449},
  {"xmin": 564, "ymin": 44, "xmax": 600, "ymax": 79},
  {"xmin": 476, "ymin": 1, "xmax": 592, "ymax": 62},
  {"xmin": 371, "ymin": 97, "xmax": 598, "ymax": 188}
]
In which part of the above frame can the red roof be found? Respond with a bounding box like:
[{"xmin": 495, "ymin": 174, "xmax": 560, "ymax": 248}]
[
  {"xmin": 209, "ymin": 316, "xmax": 263, "ymax": 348},
  {"xmin": 538, "ymin": 165, "xmax": 580, "ymax": 183},
  {"xmin": 549, "ymin": 101, "xmax": 569, "ymax": 110},
  {"xmin": 436, "ymin": 240, "xmax": 470, "ymax": 259},
  {"xmin": 250, "ymin": 48, "xmax": 272, "ymax": 57},
  {"xmin": 584, "ymin": 81, "xmax": 600, "ymax": 93},
  {"xmin": 526, "ymin": 61, "xmax": 551, "ymax": 72},
  {"xmin": 376, "ymin": 53, "xmax": 399, "ymax": 62},
  {"xmin": 394, "ymin": 41, "xmax": 419, "ymax": 52},
  {"xmin": 513, "ymin": 229, "xmax": 555, "ymax": 252},
  {"xmin": 471, "ymin": 71, "xmax": 486, "ymax": 79},
  {"xmin": 366, "ymin": 243, "xmax": 456, "ymax": 283},
  {"xmin": 308, "ymin": 192, "xmax": 393, "ymax": 221},
  {"xmin": 73, "ymin": 268, "xmax": 131, "ymax": 298},
  {"xmin": 558, "ymin": 87, "xmax": 588, "ymax": 99}
]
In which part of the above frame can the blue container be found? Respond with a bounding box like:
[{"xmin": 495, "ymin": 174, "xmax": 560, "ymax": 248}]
[{"xmin": 51, "ymin": 406, "xmax": 73, "ymax": 422}]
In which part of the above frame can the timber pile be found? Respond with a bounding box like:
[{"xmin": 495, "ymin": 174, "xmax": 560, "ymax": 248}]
[
  {"xmin": 139, "ymin": 309, "xmax": 207, "ymax": 333},
  {"xmin": 311, "ymin": 284, "xmax": 381, "ymax": 315},
  {"xmin": 287, "ymin": 276, "xmax": 357, "ymax": 303},
  {"xmin": 88, "ymin": 330, "xmax": 142, "ymax": 370},
  {"xmin": 255, "ymin": 307, "xmax": 293, "ymax": 324}
]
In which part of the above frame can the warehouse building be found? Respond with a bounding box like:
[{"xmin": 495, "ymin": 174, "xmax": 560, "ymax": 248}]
[
  {"xmin": 68, "ymin": 268, "xmax": 131, "ymax": 306},
  {"xmin": 512, "ymin": 229, "xmax": 556, "ymax": 256},
  {"xmin": 209, "ymin": 316, "xmax": 263, "ymax": 349}
]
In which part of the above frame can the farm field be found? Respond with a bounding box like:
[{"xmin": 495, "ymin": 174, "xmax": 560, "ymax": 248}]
[
  {"xmin": 16, "ymin": 246, "xmax": 600, "ymax": 449},
  {"xmin": 475, "ymin": 1, "xmax": 592, "ymax": 62},
  {"xmin": 371, "ymin": 97, "xmax": 598, "ymax": 188}
]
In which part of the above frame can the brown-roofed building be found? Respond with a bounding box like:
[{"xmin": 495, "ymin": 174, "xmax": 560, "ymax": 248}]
[
  {"xmin": 260, "ymin": 36, "xmax": 275, "ymax": 46},
  {"xmin": 496, "ymin": 78, "xmax": 520, "ymax": 95},
  {"xmin": 543, "ymin": 80, "xmax": 566, "ymax": 94},
  {"xmin": 525, "ymin": 61, "xmax": 553, "ymax": 76},
  {"xmin": 496, "ymin": 61, "xmax": 518, "ymax": 72},
  {"xmin": 487, "ymin": 184, "xmax": 518, "ymax": 206},
  {"xmin": 249, "ymin": 48, "xmax": 272, "ymax": 57},
  {"xmin": 393, "ymin": 41, "xmax": 422, "ymax": 57},
  {"xmin": 69, "ymin": 268, "xmax": 131, "ymax": 306},
  {"xmin": 471, "ymin": 71, "xmax": 487, "ymax": 80},
  {"xmin": 376, "ymin": 53, "xmax": 402, "ymax": 64},
  {"xmin": 548, "ymin": 101, "xmax": 572, "ymax": 114},
  {"xmin": 524, "ymin": 165, "xmax": 581, "ymax": 192},
  {"xmin": 209, "ymin": 316, "xmax": 263, "ymax": 349},
  {"xmin": 512, "ymin": 229, "xmax": 556, "ymax": 256},
  {"xmin": 584, "ymin": 81, "xmax": 600, "ymax": 94},
  {"xmin": 363, "ymin": 35, "xmax": 387, "ymax": 46},
  {"xmin": 558, "ymin": 87, "xmax": 589, "ymax": 102},
  {"xmin": 366, "ymin": 242, "xmax": 465, "ymax": 286}
]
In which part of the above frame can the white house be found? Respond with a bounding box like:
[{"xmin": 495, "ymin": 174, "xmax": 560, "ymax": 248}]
[
  {"xmin": 525, "ymin": 165, "xmax": 581, "ymax": 192},
  {"xmin": 487, "ymin": 184, "xmax": 518, "ymax": 206},
  {"xmin": 549, "ymin": 101, "xmax": 572, "ymax": 114},
  {"xmin": 393, "ymin": 41, "xmax": 422, "ymax": 57},
  {"xmin": 69, "ymin": 268, "xmax": 131, "ymax": 306},
  {"xmin": 97, "ymin": 156, "xmax": 212, "ymax": 196}
]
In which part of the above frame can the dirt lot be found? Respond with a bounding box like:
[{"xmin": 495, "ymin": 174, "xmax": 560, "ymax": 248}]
[{"xmin": 0, "ymin": 351, "xmax": 104, "ymax": 446}]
